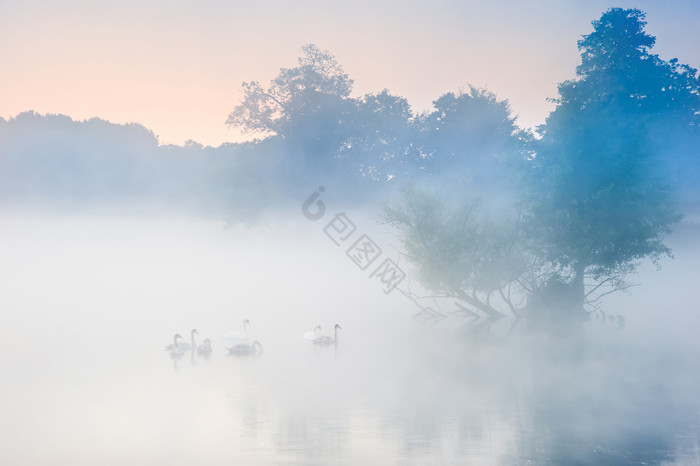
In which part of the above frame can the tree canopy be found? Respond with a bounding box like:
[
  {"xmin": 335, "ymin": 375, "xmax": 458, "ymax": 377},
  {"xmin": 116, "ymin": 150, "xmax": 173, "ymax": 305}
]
[
  {"xmin": 528, "ymin": 8, "xmax": 693, "ymax": 310},
  {"xmin": 225, "ymin": 44, "xmax": 526, "ymax": 194},
  {"xmin": 226, "ymin": 44, "xmax": 354, "ymax": 142},
  {"xmin": 385, "ymin": 8, "xmax": 698, "ymax": 326},
  {"xmin": 8, "ymin": 9, "xmax": 695, "ymax": 331}
]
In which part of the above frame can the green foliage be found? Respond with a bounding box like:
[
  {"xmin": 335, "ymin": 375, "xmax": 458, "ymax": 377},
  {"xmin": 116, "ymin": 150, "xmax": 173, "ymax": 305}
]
[
  {"xmin": 422, "ymin": 86, "xmax": 519, "ymax": 160},
  {"xmin": 419, "ymin": 87, "xmax": 527, "ymax": 197},
  {"xmin": 385, "ymin": 8, "xmax": 697, "ymax": 321},
  {"xmin": 225, "ymin": 45, "xmax": 526, "ymax": 191},
  {"xmin": 226, "ymin": 44, "xmax": 354, "ymax": 140},
  {"xmin": 384, "ymin": 188, "xmax": 534, "ymax": 316},
  {"xmin": 530, "ymin": 8, "xmax": 692, "ymax": 288},
  {"xmin": 340, "ymin": 90, "xmax": 422, "ymax": 182},
  {"xmin": 226, "ymin": 45, "xmax": 421, "ymax": 186}
]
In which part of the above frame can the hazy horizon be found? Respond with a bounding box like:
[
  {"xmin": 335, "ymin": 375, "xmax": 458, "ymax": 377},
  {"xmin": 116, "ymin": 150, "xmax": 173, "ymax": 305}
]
[
  {"xmin": 2, "ymin": 3, "xmax": 699, "ymax": 463},
  {"xmin": 1, "ymin": 210, "xmax": 699, "ymax": 464}
]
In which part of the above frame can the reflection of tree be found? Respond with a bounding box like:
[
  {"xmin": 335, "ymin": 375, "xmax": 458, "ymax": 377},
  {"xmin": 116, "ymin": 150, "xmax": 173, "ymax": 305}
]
[
  {"xmin": 212, "ymin": 323, "xmax": 699, "ymax": 464},
  {"xmin": 510, "ymin": 348, "xmax": 699, "ymax": 465}
]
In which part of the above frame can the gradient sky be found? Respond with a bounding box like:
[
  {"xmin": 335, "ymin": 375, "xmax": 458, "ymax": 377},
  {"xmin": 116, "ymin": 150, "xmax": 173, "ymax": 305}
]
[{"xmin": 1, "ymin": 0, "xmax": 698, "ymax": 147}]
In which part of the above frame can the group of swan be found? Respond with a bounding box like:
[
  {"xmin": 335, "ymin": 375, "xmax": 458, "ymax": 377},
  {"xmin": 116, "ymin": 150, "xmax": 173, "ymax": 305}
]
[
  {"xmin": 165, "ymin": 329, "xmax": 212, "ymax": 359},
  {"xmin": 303, "ymin": 324, "xmax": 342, "ymax": 347},
  {"xmin": 166, "ymin": 320, "xmax": 342, "ymax": 359}
]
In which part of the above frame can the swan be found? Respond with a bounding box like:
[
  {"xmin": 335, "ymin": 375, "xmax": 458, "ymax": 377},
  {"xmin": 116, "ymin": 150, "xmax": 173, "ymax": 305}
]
[
  {"xmin": 227, "ymin": 340, "xmax": 263, "ymax": 357},
  {"xmin": 223, "ymin": 319, "xmax": 250, "ymax": 343},
  {"xmin": 165, "ymin": 333, "xmax": 183, "ymax": 351},
  {"xmin": 197, "ymin": 338, "xmax": 212, "ymax": 356},
  {"xmin": 302, "ymin": 325, "xmax": 322, "ymax": 341},
  {"xmin": 166, "ymin": 334, "xmax": 185, "ymax": 359},
  {"xmin": 313, "ymin": 324, "xmax": 342, "ymax": 346},
  {"xmin": 176, "ymin": 328, "xmax": 199, "ymax": 350}
]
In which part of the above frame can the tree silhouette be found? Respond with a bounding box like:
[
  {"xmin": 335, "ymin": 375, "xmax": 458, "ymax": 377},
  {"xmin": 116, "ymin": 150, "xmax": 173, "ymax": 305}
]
[
  {"xmin": 338, "ymin": 89, "xmax": 422, "ymax": 182},
  {"xmin": 385, "ymin": 8, "xmax": 699, "ymax": 331},
  {"xmin": 528, "ymin": 8, "xmax": 696, "ymax": 317},
  {"xmin": 226, "ymin": 44, "xmax": 354, "ymax": 143},
  {"xmin": 417, "ymin": 87, "xmax": 527, "ymax": 200}
]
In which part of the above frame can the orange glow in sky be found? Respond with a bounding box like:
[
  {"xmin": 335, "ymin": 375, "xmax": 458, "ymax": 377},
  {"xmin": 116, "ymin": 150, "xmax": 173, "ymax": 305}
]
[{"xmin": 1, "ymin": 0, "xmax": 698, "ymax": 147}]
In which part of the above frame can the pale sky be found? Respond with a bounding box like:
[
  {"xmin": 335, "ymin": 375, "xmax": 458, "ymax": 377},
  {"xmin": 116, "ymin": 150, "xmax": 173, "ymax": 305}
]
[{"xmin": 1, "ymin": 0, "xmax": 698, "ymax": 147}]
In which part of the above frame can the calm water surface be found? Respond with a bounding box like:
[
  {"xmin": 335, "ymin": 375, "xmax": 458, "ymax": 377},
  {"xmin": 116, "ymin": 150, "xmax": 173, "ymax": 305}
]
[{"xmin": 1, "ymin": 213, "xmax": 699, "ymax": 465}]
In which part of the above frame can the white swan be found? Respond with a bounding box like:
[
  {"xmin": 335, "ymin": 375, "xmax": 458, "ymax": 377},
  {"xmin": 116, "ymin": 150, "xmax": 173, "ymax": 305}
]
[
  {"xmin": 227, "ymin": 340, "xmax": 263, "ymax": 357},
  {"xmin": 197, "ymin": 338, "xmax": 212, "ymax": 356},
  {"xmin": 223, "ymin": 319, "xmax": 250, "ymax": 343},
  {"xmin": 165, "ymin": 333, "xmax": 183, "ymax": 351},
  {"xmin": 313, "ymin": 324, "xmax": 341, "ymax": 346},
  {"xmin": 302, "ymin": 325, "xmax": 322, "ymax": 341},
  {"xmin": 176, "ymin": 328, "xmax": 199, "ymax": 350},
  {"xmin": 166, "ymin": 334, "xmax": 185, "ymax": 359}
]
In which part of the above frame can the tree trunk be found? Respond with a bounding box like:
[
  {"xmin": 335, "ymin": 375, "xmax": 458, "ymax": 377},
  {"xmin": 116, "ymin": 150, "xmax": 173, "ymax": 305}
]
[
  {"xmin": 570, "ymin": 262, "xmax": 586, "ymax": 313},
  {"xmin": 524, "ymin": 264, "xmax": 587, "ymax": 362}
]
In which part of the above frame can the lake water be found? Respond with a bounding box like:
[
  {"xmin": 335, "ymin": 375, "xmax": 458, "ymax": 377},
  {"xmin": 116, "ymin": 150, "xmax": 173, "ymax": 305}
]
[{"xmin": 1, "ymin": 212, "xmax": 699, "ymax": 465}]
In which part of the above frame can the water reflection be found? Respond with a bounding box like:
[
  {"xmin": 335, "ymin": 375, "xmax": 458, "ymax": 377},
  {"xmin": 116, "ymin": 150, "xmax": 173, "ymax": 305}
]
[
  {"xmin": 156, "ymin": 322, "xmax": 700, "ymax": 465},
  {"xmin": 1, "ymin": 214, "xmax": 698, "ymax": 464}
]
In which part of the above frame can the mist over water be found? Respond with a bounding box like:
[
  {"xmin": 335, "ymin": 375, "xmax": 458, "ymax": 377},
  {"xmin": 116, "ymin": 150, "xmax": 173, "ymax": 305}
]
[
  {"xmin": 1, "ymin": 212, "xmax": 698, "ymax": 465},
  {"xmin": 1, "ymin": 7, "xmax": 699, "ymax": 463}
]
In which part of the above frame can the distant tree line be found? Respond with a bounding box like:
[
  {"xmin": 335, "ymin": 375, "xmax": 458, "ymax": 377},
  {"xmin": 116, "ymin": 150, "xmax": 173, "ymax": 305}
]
[
  {"xmin": 3, "ymin": 15, "xmax": 696, "ymax": 219},
  {"xmin": 225, "ymin": 43, "xmax": 527, "ymax": 203},
  {"xmin": 1, "ymin": 8, "xmax": 698, "ymax": 337},
  {"xmin": 0, "ymin": 112, "xmax": 234, "ymax": 211},
  {"xmin": 0, "ymin": 48, "xmax": 531, "ymax": 215}
]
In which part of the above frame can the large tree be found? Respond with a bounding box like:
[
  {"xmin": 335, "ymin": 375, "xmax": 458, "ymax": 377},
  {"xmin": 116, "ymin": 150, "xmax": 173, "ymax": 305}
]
[
  {"xmin": 528, "ymin": 8, "xmax": 695, "ymax": 316},
  {"xmin": 225, "ymin": 45, "xmax": 533, "ymax": 194},
  {"xmin": 226, "ymin": 44, "xmax": 422, "ymax": 189},
  {"xmin": 339, "ymin": 89, "xmax": 423, "ymax": 182},
  {"xmin": 407, "ymin": 86, "xmax": 531, "ymax": 206},
  {"xmin": 385, "ymin": 8, "xmax": 698, "ymax": 328},
  {"xmin": 226, "ymin": 43, "xmax": 354, "ymax": 141},
  {"xmin": 384, "ymin": 188, "xmax": 536, "ymax": 320}
]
